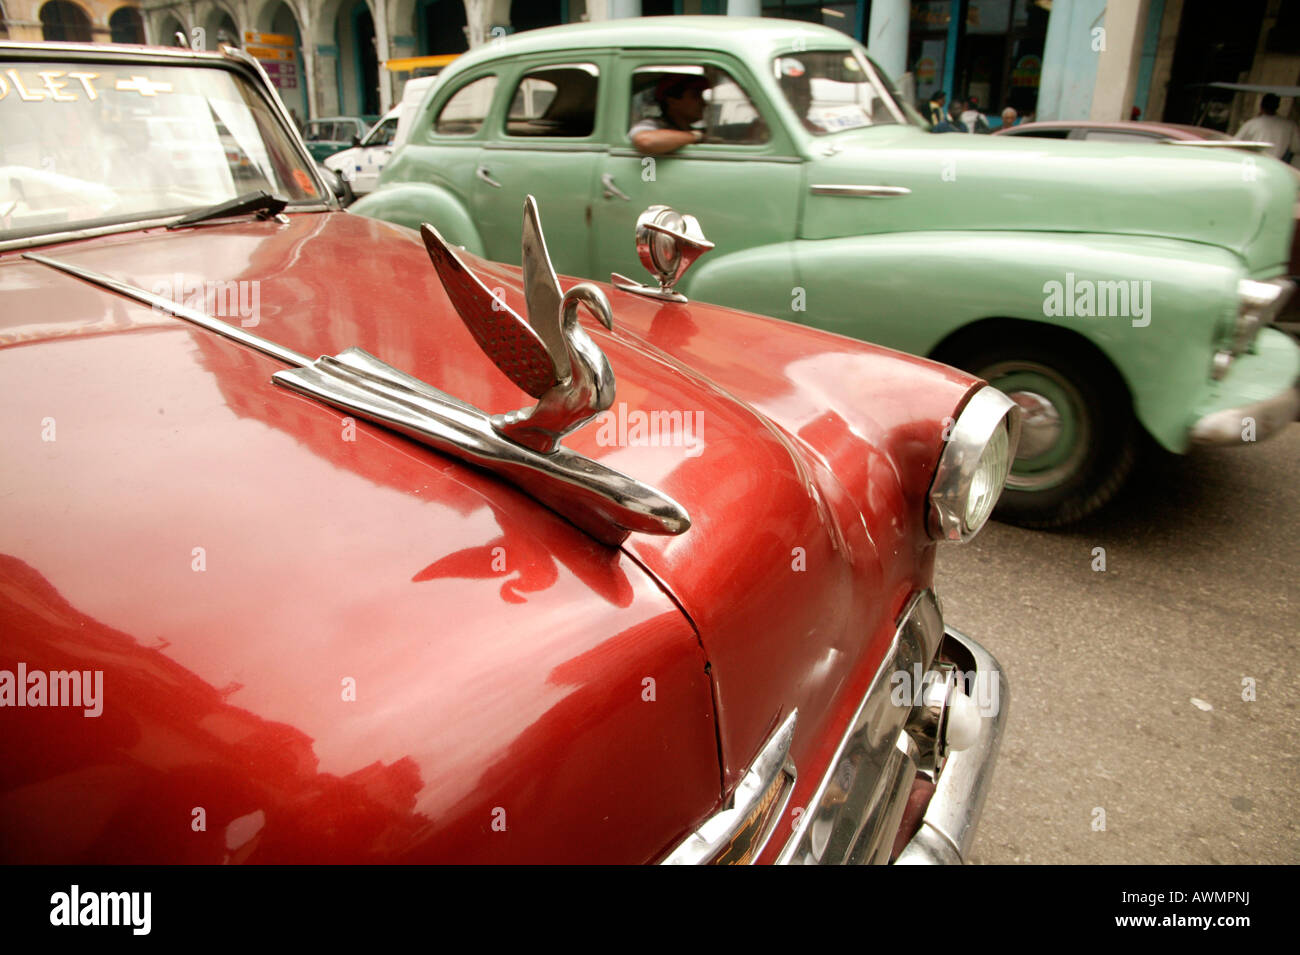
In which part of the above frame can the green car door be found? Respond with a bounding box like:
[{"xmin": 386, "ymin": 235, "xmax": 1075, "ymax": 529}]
[
  {"xmin": 470, "ymin": 55, "xmax": 611, "ymax": 278},
  {"xmin": 362, "ymin": 72, "xmax": 498, "ymax": 247},
  {"xmin": 591, "ymin": 53, "xmax": 803, "ymax": 320}
]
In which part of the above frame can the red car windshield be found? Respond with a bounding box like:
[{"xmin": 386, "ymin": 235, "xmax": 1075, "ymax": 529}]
[{"xmin": 0, "ymin": 60, "xmax": 320, "ymax": 240}]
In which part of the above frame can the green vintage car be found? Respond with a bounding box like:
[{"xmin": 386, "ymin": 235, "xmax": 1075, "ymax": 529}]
[
  {"xmin": 351, "ymin": 16, "xmax": 1300, "ymax": 526},
  {"xmin": 303, "ymin": 116, "xmax": 372, "ymax": 162}
]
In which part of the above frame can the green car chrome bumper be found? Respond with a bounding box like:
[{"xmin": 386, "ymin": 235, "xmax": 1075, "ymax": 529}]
[{"xmin": 1189, "ymin": 328, "xmax": 1300, "ymax": 446}]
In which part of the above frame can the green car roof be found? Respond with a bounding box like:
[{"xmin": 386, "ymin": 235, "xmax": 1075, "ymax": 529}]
[{"xmin": 449, "ymin": 16, "xmax": 862, "ymax": 73}]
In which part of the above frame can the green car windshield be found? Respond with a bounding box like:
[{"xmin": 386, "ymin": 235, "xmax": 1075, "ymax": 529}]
[
  {"xmin": 1, "ymin": 60, "xmax": 322, "ymax": 241},
  {"xmin": 773, "ymin": 50, "xmax": 909, "ymax": 134}
]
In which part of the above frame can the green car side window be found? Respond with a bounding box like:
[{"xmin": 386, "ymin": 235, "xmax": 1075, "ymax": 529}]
[
  {"xmin": 435, "ymin": 75, "xmax": 498, "ymax": 136},
  {"xmin": 506, "ymin": 64, "xmax": 599, "ymax": 138},
  {"xmin": 628, "ymin": 64, "xmax": 769, "ymax": 146}
]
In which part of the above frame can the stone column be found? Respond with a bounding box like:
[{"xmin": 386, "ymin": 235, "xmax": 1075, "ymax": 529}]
[
  {"xmin": 300, "ymin": 2, "xmax": 317, "ymax": 121},
  {"xmin": 372, "ymin": 0, "xmax": 392, "ymax": 112},
  {"xmin": 1142, "ymin": 0, "xmax": 1182, "ymax": 123},
  {"xmin": 1089, "ymin": 0, "xmax": 1150, "ymax": 121},
  {"xmin": 315, "ymin": 46, "xmax": 339, "ymax": 116},
  {"xmin": 464, "ymin": 0, "xmax": 490, "ymax": 45},
  {"xmin": 1037, "ymin": 0, "xmax": 1106, "ymax": 121},
  {"xmin": 866, "ymin": 0, "xmax": 909, "ymax": 82}
]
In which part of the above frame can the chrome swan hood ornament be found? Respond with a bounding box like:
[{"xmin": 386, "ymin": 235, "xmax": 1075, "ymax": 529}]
[
  {"xmin": 421, "ymin": 196, "xmax": 614, "ymax": 454},
  {"xmin": 23, "ymin": 197, "xmax": 690, "ymax": 547}
]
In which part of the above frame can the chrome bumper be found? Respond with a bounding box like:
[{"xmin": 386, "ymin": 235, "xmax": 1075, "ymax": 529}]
[
  {"xmin": 774, "ymin": 591, "xmax": 1007, "ymax": 865},
  {"xmin": 894, "ymin": 627, "xmax": 1008, "ymax": 864},
  {"xmin": 1189, "ymin": 380, "xmax": 1300, "ymax": 446}
]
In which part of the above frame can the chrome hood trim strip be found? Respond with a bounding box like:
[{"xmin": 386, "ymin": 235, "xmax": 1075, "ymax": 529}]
[
  {"xmin": 23, "ymin": 252, "xmax": 308, "ymax": 367},
  {"xmin": 275, "ymin": 348, "xmax": 691, "ymax": 545}
]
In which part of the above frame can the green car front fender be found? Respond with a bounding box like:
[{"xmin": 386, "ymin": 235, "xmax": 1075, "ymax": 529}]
[
  {"xmin": 677, "ymin": 242, "xmax": 802, "ymax": 324},
  {"xmin": 691, "ymin": 230, "xmax": 1250, "ymax": 454},
  {"xmin": 349, "ymin": 184, "xmax": 485, "ymax": 258}
]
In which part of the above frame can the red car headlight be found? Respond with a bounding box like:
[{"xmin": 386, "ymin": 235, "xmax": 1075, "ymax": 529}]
[{"xmin": 928, "ymin": 386, "xmax": 1021, "ymax": 542}]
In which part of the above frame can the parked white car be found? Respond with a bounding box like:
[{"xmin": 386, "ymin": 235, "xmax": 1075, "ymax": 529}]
[{"xmin": 325, "ymin": 76, "xmax": 438, "ymax": 198}]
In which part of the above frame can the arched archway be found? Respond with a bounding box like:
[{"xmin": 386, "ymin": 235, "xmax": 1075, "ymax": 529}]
[
  {"xmin": 40, "ymin": 0, "xmax": 93, "ymax": 42},
  {"xmin": 416, "ymin": 0, "xmax": 467, "ymax": 57},
  {"xmin": 202, "ymin": 3, "xmax": 240, "ymax": 49},
  {"xmin": 109, "ymin": 6, "xmax": 145, "ymax": 43},
  {"xmin": 252, "ymin": 0, "xmax": 309, "ymax": 126}
]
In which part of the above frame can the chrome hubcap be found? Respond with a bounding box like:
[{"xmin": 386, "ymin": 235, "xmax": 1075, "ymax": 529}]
[
  {"xmin": 1009, "ymin": 390, "xmax": 1062, "ymax": 458},
  {"xmin": 977, "ymin": 360, "xmax": 1089, "ymax": 492}
]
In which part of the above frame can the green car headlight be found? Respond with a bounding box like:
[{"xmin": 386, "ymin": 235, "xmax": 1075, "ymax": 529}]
[
  {"xmin": 928, "ymin": 386, "xmax": 1021, "ymax": 542},
  {"xmin": 1214, "ymin": 278, "xmax": 1295, "ymax": 379}
]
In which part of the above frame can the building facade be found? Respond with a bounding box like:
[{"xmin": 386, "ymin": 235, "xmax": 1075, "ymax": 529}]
[
  {"xmin": 872, "ymin": 0, "xmax": 1297, "ymax": 127},
  {"xmin": 2, "ymin": 0, "xmax": 146, "ymax": 44},
  {"xmin": 4, "ymin": 0, "xmax": 1293, "ymax": 131},
  {"xmin": 126, "ymin": 1, "xmax": 724, "ymax": 123}
]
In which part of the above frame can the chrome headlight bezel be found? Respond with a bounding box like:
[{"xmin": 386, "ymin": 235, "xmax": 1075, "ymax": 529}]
[{"xmin": 928, "ymin": 386, "xmax": 1022, "ymax": 542}]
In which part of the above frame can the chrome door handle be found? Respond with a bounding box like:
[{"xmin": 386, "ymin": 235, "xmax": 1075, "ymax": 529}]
[
  {"xmin": 476, "ymin": 165, "xmax": 502, "ymax": 188},
  {"xmin": 601, "ymin": 173, "xmax": 631, "ymax": 201}
]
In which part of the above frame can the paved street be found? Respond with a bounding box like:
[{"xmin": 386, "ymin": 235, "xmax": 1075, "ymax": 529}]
[{"xmin": 940, "ymin": 422, "xmax": 1300, "ymax": 864}]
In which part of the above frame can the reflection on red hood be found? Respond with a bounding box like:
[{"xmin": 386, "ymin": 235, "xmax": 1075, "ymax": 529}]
[{"xmin": 0, "ymin": 210, "xmax": 978, "ymax": 861}]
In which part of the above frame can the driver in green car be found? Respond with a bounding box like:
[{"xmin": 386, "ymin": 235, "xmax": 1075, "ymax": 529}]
[{"xmin": 629, "ymin": 74, "xmax": 710, "ymax": 154}]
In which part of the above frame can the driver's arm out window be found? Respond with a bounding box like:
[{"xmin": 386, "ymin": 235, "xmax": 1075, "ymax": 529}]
[{"xmin": 627, "ymin": 65, "xmax": 768, "ymax": 146}]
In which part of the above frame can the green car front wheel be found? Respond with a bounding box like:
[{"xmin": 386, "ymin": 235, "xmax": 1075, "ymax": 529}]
[{"xmin": 958, "ymin": 338, "xmax": 1138, "ymax": 528}]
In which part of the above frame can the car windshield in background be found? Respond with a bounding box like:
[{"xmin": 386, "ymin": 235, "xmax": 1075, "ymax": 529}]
[
  {"xmin": 363, "ymin": 117, "xmax": 397, "ymax": 146},
  {"xmin": 307, "ymin": 120, "xmax": 360, "ymax": 142},
  {"xmin": 773, "ymin": 50, "xmax": 904, "ymax": 134},
  {"xmin": 0, "ymin": 60, "xmax": 320, "ymax": 241},
  {"xmin": 305, "ymin": 121, "xmax": 334, "ymax": 141}
]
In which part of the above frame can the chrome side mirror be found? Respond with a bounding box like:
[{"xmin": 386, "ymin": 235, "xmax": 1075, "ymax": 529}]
[
  {"xmin": 612, "ymin": 205, "xmax": 714, "ymax": 303},
  {"xmin": 317, "ymin": 163, "xmax": 354, "ymax": 206}
]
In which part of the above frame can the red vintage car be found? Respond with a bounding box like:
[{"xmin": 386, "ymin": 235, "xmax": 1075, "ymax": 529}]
[{"xmin": 0, "ymin": 41, "xmax": 1019, "ymax": 864}]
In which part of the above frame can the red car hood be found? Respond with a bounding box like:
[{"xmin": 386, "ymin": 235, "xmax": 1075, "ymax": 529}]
[{"xmin": 0, "ymin": 211, "xmax": 976, "ymax": 860}]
